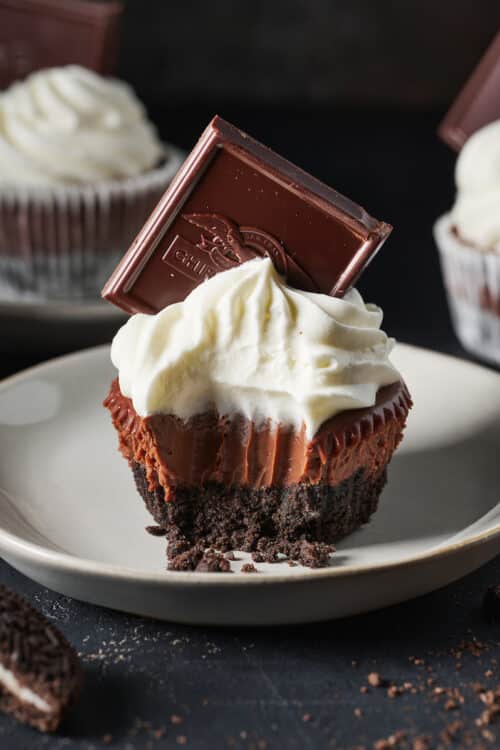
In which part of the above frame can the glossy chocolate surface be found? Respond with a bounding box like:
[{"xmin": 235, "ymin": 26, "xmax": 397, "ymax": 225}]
[
  {"xmin": 438, "ymin": 30, "xmax": 500, "ymax": 150},
  {"xmin": 102, "ymin": 116, "xmax": 392, "ymax": 314},
  {"xmin": 0, "ymin": 0, "xmax": 122, "ymax": 89},
  {"xmin": 105, "ymin": 378, "xmax": 411, "ymax": 491}
]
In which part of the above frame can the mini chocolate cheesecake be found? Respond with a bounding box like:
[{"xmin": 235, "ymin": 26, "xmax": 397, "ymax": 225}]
[
  {"xmin": 102, "ymin": 117, "xmax": 412, "ymax": 569},
  {"xmin": 0, "ymin": 586, "xmax": 83, "ymax": 731},
  {"xmin": 105, "ymin": 377, "xmax": 411, "ymax": 568}
]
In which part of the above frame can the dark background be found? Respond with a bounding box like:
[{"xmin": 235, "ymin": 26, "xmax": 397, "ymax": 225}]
[
  {"xmin": 2, "ymin": 4, "xmax": 500, "ymax": 750},
  {"xmin": 118, "ymin": 0, "xmax": 499, "ymax": 110},
  {"xmin": 116, "ymin": 0, "xmax": 500, "ymax": 353},
  {"xmin": 5, "ymin": 0, "xmax": 500, "ymax": 363}
]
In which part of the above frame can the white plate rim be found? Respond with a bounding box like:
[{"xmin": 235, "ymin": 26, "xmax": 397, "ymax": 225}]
[
  {"xmin": 0, "ymin": 298, "xmax": 126, "ymax": 321},
  {"xmin": 0, "ymin": 343, "xmax": 499, "ymax": 587}
]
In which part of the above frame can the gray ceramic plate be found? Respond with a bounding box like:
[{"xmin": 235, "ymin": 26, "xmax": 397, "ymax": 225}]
[{"xmin": 0, "ymin": 344, "xmax": 499, "ymax": 625}]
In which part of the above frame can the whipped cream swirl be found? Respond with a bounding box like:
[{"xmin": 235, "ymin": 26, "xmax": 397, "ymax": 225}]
[
  {"xmin": 451, "ymin": 119, "xmax": 500, "ymax": 252},
  {"xmin": 0, "ymin": 65, "xmax": 165, "ymax": 186},
  {"xmin": 112, "ymin": 258, "xmax": 400, "ymax": 438}
]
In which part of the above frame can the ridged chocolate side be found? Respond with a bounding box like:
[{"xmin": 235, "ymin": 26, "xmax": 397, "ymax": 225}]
[{"xmin": 104, "ymin": 379, "xmax": 411, "ymax": 496}]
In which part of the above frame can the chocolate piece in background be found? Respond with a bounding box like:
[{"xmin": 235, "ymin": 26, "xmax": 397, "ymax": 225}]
[
  {"xmin": 438, "ymin": 30, "xmax": 500, "ymax": 151},
  {"xmin": 0, "ymin": 0, "xmax": 123, "ymax": 90},
  {"xmin": 102, "ymin": 115, "xmax": 392, "ymax": 315}
]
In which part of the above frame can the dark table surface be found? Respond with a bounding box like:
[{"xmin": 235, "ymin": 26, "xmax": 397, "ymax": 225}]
[{"xmin": 1, "ymin": 106, "xmax": 499, "ymax": 750}]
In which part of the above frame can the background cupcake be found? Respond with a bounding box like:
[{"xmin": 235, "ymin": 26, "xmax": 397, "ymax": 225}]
[
  {"xmin": 0, "ymin": 65, "xmax": 183, "ymax": 302},
  {"xmin": 434, "ymin": 118, "xmax": 500, "ymax": 365}
]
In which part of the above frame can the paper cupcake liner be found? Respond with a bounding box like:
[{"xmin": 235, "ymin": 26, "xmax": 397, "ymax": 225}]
[
  {"xmin": 0, "ymin": 145, "xmax": 185, "ymax": 301},
  {"xmin": 434, "ymin": 213, "xmax": 500, "ymax": 365},
  {"xmin": 105, "ymin": 377, "xmax": 411, "ymax": 490}
]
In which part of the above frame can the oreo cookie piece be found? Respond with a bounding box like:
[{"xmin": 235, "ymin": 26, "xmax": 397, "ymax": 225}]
[{"xmin": 0, "ymin": 585, "xmax": 83, "ymax": 732}]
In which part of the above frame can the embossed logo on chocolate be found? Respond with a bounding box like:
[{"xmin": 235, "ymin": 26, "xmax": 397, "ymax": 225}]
[
  {"xmin": 185, "ymin": 213, "xmax": 289, "ymax": 275},
  {"xmin": 161, "ymin": 212, "xmax": 289, "ymax": 283}
]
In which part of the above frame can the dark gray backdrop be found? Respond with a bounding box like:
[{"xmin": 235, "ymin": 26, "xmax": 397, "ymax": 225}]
[{"xmin": 118, "ymin": 1, "xmax": 500, "ymax": 109}]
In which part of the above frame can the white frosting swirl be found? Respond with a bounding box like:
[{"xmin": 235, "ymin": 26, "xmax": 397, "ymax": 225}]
[
  {"xmin": 111, "ymin": 258, "xmax": 400, "ymax": 438},
  {"xmin": 451, "ymin": 119, "xmax": 500, "ymax": 252},
  {"xmin": 0, "ymin": 65, "xmax": 165, "ymax": 186}
]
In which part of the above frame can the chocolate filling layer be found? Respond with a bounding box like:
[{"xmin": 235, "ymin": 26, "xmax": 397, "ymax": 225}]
[
  {"xmin": 105, "ymin": 379, "xmax": 411, "ymax": 492},
  {"xmin": 105, "ymin": 379, "xmax": 411, "ymax": 568}
]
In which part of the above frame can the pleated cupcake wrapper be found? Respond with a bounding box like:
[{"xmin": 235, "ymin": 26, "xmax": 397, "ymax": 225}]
[
  {"xmin": 0, "ymin": 145, "xmax": 185, "ymax": 301},
  {"xmin": 106, "ymin": 377, "xmax": 411, "ymax": 491},
  {"xmin": 434, "ymin": 213, "xmax": 500, "ymax": 366}
]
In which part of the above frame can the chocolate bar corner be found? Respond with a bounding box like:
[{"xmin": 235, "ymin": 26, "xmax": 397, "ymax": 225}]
[
  {"xmin": 0, "ymin": 0, "xmax": 123, "ymax": 89},
  {"xmin": 438, "ymin": 29, "xmax": 500, "ymax": 151},
  {"xmin": 102, "ymin": 115, "xmax": 392, "ymax": 315}
]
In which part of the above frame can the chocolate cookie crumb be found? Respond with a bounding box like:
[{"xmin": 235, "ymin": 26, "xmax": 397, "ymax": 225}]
[
  {"xmin": 196, "ymin": 549, "xmax": 232, "ymax": 573},
  {"xmin": 482, "ymin": 728, "xmax": 496, "ymax": 742},
  {"xmin": 252, "ymin": 539, "xmax": 280, "ymax": 563},
  {"xmin": 241, "ymin": 563, "xmax": 258, "ymax": 573},
  {"xmin": 387, "ymin": 685, "xmax": 402, "ymax": 698},
  {"xmin": 146, "ymin": 525, "xmax": 167, "ymax": 536},
  {"xmin": 294, "ymin": 540, "xmax": 335, "ymax": 568},
  {"xmin": 167, "ymin": 543, "xmax": 205, "ymax": 571},
  {"xmin": 440, "ymin": 720, "xmax": 463, "ymax": 742},
  {"xmin": 412, "ymin": 738, "xmax": 431, "ymax": 750},
  {"xmin": 167, "ymin": 535, "xmax": 193, "ymax": 559},
  {"xmin": 480, "ymin": 691, "xmax": 496, "ymax": 706},
  {"xmin": 251, "ymin": 551, "xmax": 265, "ymax": 563},
  {"xmin": 373, "ymin": 736, "xmax": 406, "ymax": 750},
  {"xmin": 368, "ymin": 672, "xmax": 387, "ymax": 688}
]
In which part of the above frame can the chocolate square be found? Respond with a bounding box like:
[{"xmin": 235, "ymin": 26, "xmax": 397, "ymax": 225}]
[
  {"xmin": 438, "ymin": 30, "xmax": 500, "ymax": 150},
  {"xmin": 0, "ymin": 0, "xmax": 122, "ymax": 89},
  {"xmin": 103, "ymin": 116, "xmax": 392, "ymax": 314}
]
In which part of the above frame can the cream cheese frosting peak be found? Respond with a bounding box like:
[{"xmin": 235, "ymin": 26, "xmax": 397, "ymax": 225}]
[
  {"xmin": 0, "ymin": 65, "xmax": 165, "ymax": 186},
  {"xmin": 111, "ymin": 258, "xmax": 400, "ymax": 438},
  {"xmin": 451, "ymin": 118, "xmax": 500, "ymax": 252}
]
